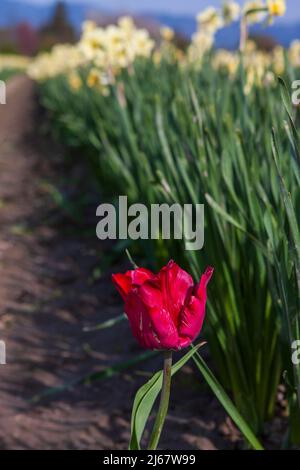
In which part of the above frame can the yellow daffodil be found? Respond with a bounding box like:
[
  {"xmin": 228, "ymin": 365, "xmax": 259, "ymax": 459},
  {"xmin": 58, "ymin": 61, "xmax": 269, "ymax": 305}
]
[
  {"xmin": 267, "ymin": 0, "xmax": 286, "ymax": 17},
  {"xmin": 27, "ymin": 12, "xmax": 297, "ymax": 86},
  {"xmin": 68, "ymin": 72, "xmax": 82, "ymax": 91},
  {"xmin": 87, "ymin": 68, "xmax": 110, "ymax": 95}
]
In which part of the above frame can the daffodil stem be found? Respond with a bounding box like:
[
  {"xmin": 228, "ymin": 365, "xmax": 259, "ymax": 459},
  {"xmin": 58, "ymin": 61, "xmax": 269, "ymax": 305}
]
[
  {"xmin": 239, "ymin": 16, "xmax": 248, "ymax": 53},
  {"xmin": 148, "ymin": 351, "xmax": 173, "ymax": 450}
]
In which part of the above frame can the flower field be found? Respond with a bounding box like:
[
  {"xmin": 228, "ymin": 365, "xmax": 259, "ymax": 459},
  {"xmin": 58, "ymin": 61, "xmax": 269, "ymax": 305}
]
[
  {"xmin": 1, "ymin": 0, "xmax": 300, "ymax": 452},
  {"xmin": 0, "ymin": 55, "xmax": 29, "ymax": 81}
]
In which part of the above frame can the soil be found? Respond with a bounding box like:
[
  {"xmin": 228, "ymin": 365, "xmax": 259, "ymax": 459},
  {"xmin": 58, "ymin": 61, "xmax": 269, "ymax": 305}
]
[{"xmin": 0, "ymin": 75, "xmax": 271, "ymax": 450}]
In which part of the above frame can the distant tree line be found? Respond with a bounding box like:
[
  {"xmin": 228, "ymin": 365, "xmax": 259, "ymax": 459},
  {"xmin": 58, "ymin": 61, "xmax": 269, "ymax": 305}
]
[{"xmin": 0, "ymin": 1, "xmax": 75, "ymax": 56}]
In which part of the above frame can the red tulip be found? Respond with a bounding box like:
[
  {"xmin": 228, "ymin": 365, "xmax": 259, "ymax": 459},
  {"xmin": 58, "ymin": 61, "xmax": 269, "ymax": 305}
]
[{"xmin": 112, "ymin": 260, "xmax": 213, "ymax": 350}]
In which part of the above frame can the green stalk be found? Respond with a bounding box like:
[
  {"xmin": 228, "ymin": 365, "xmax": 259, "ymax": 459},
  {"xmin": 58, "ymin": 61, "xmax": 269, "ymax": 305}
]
[
  {"xmin": 239, "ymin": 16, "xmax": 248, "ymax": 53},
  {"xmin": 148, "ymin": 351, "xmax": 173, "ymax": 450}
]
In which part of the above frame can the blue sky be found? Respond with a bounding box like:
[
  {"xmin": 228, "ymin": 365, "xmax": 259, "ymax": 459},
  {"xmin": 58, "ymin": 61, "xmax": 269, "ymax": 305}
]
[{"xmin": 6, "ymin": 0, "xmax": 300, "ymax": 22}]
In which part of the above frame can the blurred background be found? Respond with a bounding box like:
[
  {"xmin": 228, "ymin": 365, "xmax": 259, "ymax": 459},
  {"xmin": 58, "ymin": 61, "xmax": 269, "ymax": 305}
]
[{"xmin": 1, "ymin": 0, "xmax": 299, "ymax": 56}]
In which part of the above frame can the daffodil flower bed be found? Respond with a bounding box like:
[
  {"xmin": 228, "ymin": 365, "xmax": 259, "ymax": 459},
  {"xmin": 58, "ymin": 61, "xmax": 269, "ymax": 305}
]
[{"xmin": 0, "ymin": 54, "xmax": 30, "ymax": 81}]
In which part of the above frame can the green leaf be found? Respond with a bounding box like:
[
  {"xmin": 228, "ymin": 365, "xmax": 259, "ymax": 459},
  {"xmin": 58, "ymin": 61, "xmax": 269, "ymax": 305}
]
[
  {"xmin": 192, "ymin": 351, "xmax": 264, "ymax": 450},
  {"xmin": 271, "ymin": 131, "xmax": 300, "ymax": 263},
  {"xmin": 205, "ymin": 193, "xmax": 245, "ymax": 232},
  {"xmin": 83, "ymin": 313, "xmax": 126, "ymax": 332},
  {"xmin": 129, "ymin": 342, "xmax": 204, "ymax": 450},
  {"xmin": 277, "ymin": 77, "xmax": 300, "ymax": 164}
]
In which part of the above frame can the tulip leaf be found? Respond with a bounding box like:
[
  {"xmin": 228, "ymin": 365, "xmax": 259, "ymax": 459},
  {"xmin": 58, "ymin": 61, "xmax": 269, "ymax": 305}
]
[
  {"xmin": 192, "ymin": 351, "xmax": 264, "ymax": 450},
  {"xmin": 129, "ymin": 342, "xmax": 203, "ymax": 450},
  {"xmin": 83, "ymin": 313, "xmax": 126, "ymax": 332}
]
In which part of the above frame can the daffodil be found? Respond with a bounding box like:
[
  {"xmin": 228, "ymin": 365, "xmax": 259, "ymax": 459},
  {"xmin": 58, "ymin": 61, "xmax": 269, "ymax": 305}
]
[
  {"xmin": 27, "ymin": 45, "xmax": 85, "ymax": 81},
  {"xmin": 289, "ymin": 40, "xmax": 300, "ymax": 67},
  {"xmin": 68, "ymin": 72, "xmax": 82, "ymax": 91},
  {"xmin": 118, "ymin": 16, "xmax": 135, "ymax": 31},
  {"xmin": 87, "ymin": 68, "xmax": 110, "ymax": 95},
  {"xmin": 160, "ymin": 26, "xmax": 175, "ymax": 42},
  {"xmin": 188, "ymin": 31, "xmax": 214, "ymax": 64},
  {"xmin": 212, "ymin": 49, "xmax": 239, "ymax": 76},
  {"xmin": 267, "ymin": 0, "xmax": 286, "ymax": 17},
  {"xmin": 82, "ymin": 20, "xmax": 97, "ymax": 34},
  {"xmin": 197, "ymin": 7, "xmax": 224, "ymax": 34},
  {"xmin": 0, "ymin": 54, "xmax": 30, "ymax": 72},
  {"xmin": 243, "ymin": 0, "xmax": 265, "ymax": 24},
  {"xmin": 222, "ymin": 1, "xmax": 241, "ymax": 24}
]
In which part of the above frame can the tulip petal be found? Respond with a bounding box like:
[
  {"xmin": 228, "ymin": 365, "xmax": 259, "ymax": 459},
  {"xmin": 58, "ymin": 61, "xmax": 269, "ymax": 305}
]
[
  {"xmin": 159, "ymin": 260, "xmax": 194, "ymax": 326},
  {"xmin": 194, "ymin": 266, "xmax": 214, "ymax": 300},
  {"xmin": 131, "ymin": 267, "xmax": 155, "ymax": 285},
  {"xmin": 112, "ymin": 267, "xmax": 155, "ymax": 300},
  {"xmin": 124, "ymin": 290, "xmax": 162, "ymax": 350},
  {"xmin": 138, "ymin": 280, "xmax": 180, "ymax": 349},
  {"xmin": 178, "ymin": 296, "xmax": 206, "ymax": 348},
  {"xmin": 112, "ymin": 273, "xmax": 132, "ymax": 300},
  {"xmin": 178, "ymin": 267, "xmax": 214, "ymax": 348}
]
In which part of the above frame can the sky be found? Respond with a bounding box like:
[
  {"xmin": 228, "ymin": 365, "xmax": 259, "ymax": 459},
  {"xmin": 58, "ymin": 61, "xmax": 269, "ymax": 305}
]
[{"xmin": 5, "ymin": 0, "xmax": 300, "ymax": 22}]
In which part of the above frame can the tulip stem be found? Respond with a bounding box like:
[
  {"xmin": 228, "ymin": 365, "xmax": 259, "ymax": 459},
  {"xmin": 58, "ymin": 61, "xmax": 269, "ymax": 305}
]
[{"xmin": 148, "ymin": 351, "xmax": 173, "ymax": 450}]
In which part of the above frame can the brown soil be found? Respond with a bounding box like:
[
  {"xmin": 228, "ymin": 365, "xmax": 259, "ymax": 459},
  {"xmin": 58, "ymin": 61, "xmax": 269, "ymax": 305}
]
[{"xmin": 0, "ymin": 75, "xmax": 241, "ymax": 450}]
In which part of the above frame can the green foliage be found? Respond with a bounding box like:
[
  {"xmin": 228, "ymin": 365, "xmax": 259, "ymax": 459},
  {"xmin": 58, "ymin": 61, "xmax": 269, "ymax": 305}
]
[
  {"xmin": 38, "ymin": 58, "xmax": 300, "ymax": 444},
  {"xmin": 0, "ymin": 68, "xmax": 19, "ymax": 81},
  {"xmin": 192, "ymin": 350, "xmax": 263, "ymax": 450},
  {"xmin": 129, "ymin": 344, "xmax": 203, "ymax": 450}
]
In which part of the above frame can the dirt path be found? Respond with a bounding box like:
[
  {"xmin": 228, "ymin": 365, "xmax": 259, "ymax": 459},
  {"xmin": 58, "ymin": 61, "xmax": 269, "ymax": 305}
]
[{"xmin": 0, "ymin": 76, "xmax": 233, "ymax": 450}]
